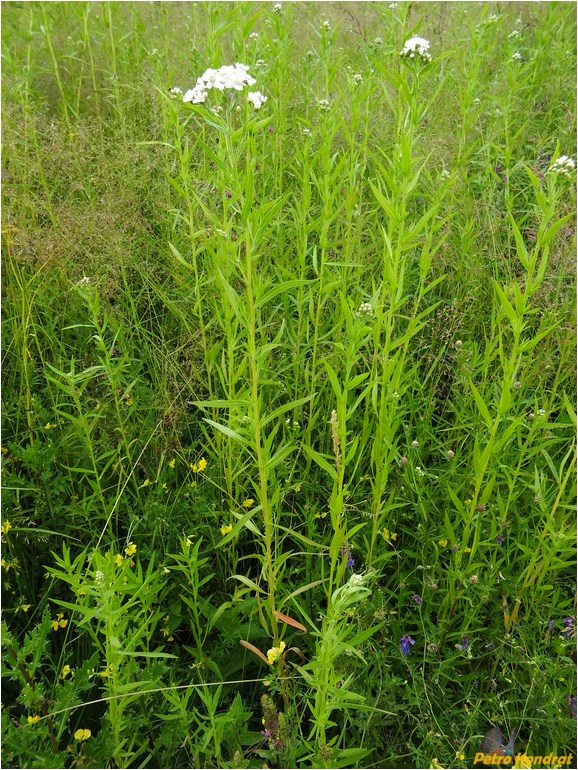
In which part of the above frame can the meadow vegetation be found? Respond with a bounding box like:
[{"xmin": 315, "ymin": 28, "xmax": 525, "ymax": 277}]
[{"xmin": 1, "ymin": 2, "xmax": 576, "ymax": 768}]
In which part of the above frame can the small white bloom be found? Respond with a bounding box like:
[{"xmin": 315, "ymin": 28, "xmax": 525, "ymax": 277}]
[
  {"xmin": 321, "ymin": 18, "xmax": 331, "ymax": 31},
  {"xmin": 415, "ymin": 466, "xmax": 426, "ymax": 477},
  {"xmin": 302, "ymin": 127, "xmax": 312, "ymax": 136},
  {"xmin": 511, "ymin": 51, "xmax": 523, "ymax": 62},
  {"xmin": 247, "ymin": 91, "xmax": 267, "ymax": 109},
  {"xmin": 441, "ymin": 168, "xmax": 450, "ymax": 179},
  {"xmin": 355, "ymin": 302, "xmax": 374, "ymax": 319},
  {"xmin": 374, "ymin": 37, "xmax": 383, "ymax": 46},
  {"xmin": 318, "ymin": 98, "xmax": 331, "ymax": 111},
  {"xmin": 548, "ymin": 155, "xmax": 576, "ymax": 177},
  {"xmin": 77, "ymin": 276, "xmax": 91, "ymax": 286},
  {"xmin": 273, "ymin": 2, "xmax": 283, "ymax": 12},
  {"xmin": 353, "ymin": 73, "xmax": 363, "ymax": 84},
  {"xmin": 255, "ymin": 59, "xmax": 266, "ymax": 68},
  {"xmin": 169, "ymin": 86, "xmax": 183, "ymax": 99},
  {"xmin": 411, "ymin": 440, "xmax": 419, "ymax": 448},
  {"xmin": 94, "ymin": 570, "xmax": 105, "ymax": 585},
  {"xmin": 249, "ymin": 32, "xmax": 259, "ymax": 40},
  {"xmin": 183, "ymin": 87, "xmax": 207, "ymax": 104},
  {"xmin": 400, "ymin": 36, "xmax": 432, "ymax": 64}
]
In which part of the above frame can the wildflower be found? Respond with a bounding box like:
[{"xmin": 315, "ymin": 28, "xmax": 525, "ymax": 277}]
[
  {"xmin": 353, "ymin": 73, "xmax": 362, "ymax": 84},
  {"xmin": 469, "ymin": 574, "xmax": 479, "ymax": 585},
  {"xmin": 427, "ymin": 642, "xmax": 438, "ymax": 653},
  {"xmin": 169, "ymin": 86, "xmax": 183, "ymax": 99},
  {"xmin": 399, "ymin": 455, "xmax": 408, "ymax": 465},
  {"xmin": 247, "ymin": 91, "xmax": 267, "ymax": 109},
  {"xmin": 52, "ymin": 613, "xmax": 68, "ymax": 631},
  {"xmin": 74, "ymin": 728, "xmax": 91, "ymax": 741},
  {"xmin": 249, "ymin": 32, "xmax": 259, "ymax": 40},
  {"xmin": 464, "ymin": 546, "xmax": 472, "ymax": 553},
  {"xmin": 273, "ymin": 2, "xmax": 283, "ymax": 11},
  {"xmin": 220, "ymin": 523, "xmax": 233, "ymax": 536},
  {"xmin": 98, "ymin": 668, "xmax": 112, "ymax": 678},
  {"xmin": 548, "ymin": 155, "xmax": 576, "ymax": 177},
  {"xmin": 496, "ymin": 532, "xmax": 505, "ymax": 545},
  {"xmin": 355, "ymin": 301, "xmax": 374, "ymax": 319},
  {"xmin": 60, "ymin": 665, "xmax": 72, "ymax": 679},
  {"xmin": 456, "ymin": 751, "xmax": 465, "ymax": 761},
  {"xmin": 94, "ymin": 570, "xmax": 105, "ymax": 585},
  {"xmin": 412, "ymin": 594, "xmax": 423, "ymax": 605},
  {"xmin": 17, "ymin": 603, "xmax": 32, "ymax": 613},
  {"xmin": 255, "ymin": 58, "xmax": 266, "ymax": 68},
  {"xmin": 243, "ymin": 498, "xmax": 255, "ymax": 508},
  {"xmin": 114, "ymin": 553, "xmax": 123, "ymax": 566},
  {"xmin": 27, "ymin": 715, "xmax": 41, "ymax": 725},
  {"xmin": 400, "ymin": 36, "xmax": 432, "ymax": 64},
  {"xmin": 302, "ymin": 127, "xmax": 312, "ymax": 136},
  {"xmin": 381, "ymin": 528, "xmax": 397, "ymax": 542},
  {"xmin": 411, "ymin": 440, "xmax": 419, "ymax": 448},
  {"xmin": 124, "ymin": 396, "xmax": 134, "ymax": 406},
  {"xmin": 400, "ymin": 635, "xmax": 415, "ymax": 655},
  {"xmin": 438, "ymin": 539, "xmax": 448, "ymax": 547},
  {"xmin": 430, "ymin": 758, "xmax": 444, "ymax": 768},
  {"xmin": 562, "ymin": 617, "xmax": 575, "ymax": 640},
  {"xmin": 168, "ymin": 458, "xmax": 176, "ymax": 469},
  {"xmin": 415, "ymin": 466, "xmax": 426, "ymax": 477},
  {"xmin": 459, "ymin": 634, "xmax": 469, "ymax": 651},
  {"xmin": 124, "ymin": 543, "xmax": 137, "ymax": 557},
  {"xmin": 191, "ymin": 457, "xmax": 207, "ymax": 473},
  {"xmin": 374, "ymin": 37, "xmax": 382, "ymax": 46},
  {"xmin": 266, "ymin": 640, "xmax": 286, "ymax": 664},
  {"xmin": 441, "ymin": 168, "xmax": 451, "ymax": 179},
  {"xmin": 318, "ymin": 98, "xmax": 331, "ymax": 111},
  {"xmin": 511, "ymin": 51, "xmax": 523, "ymax": 62},
  {"xmin": 567, "ymin": 695, "xmax": 577, "ymax": 718},
  {"xmin": 44, "ymin": 422, "xmax": 53, "ymax": 430},
  {"xmin": 141, "ymin": 479, "xmax": 150, "ymax": 487},
  {"xmin": 1, "ymin": 520, "xmax": 12, "ymax": 535},
  {"xmin": 446, "ymin": 450, "xmax": 455, "ymax": 459}
]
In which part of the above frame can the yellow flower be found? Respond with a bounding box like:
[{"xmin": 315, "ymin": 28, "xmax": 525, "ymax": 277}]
[
  {"xmin": 314, "ymin": 511, "xmax": 327, "ymax": 519},
  {"xmin": 95, "ymin": 402, "xmax": 101, "ymax": 410},
  {"xmin": 381, "ymin": 528, "xmax": 397, "ymax": 541},
  {"xmin": 1, "ymin": 446, "xmax": 8, "ymax": 454},
  {"xmin": 124, "ymin": 396, "xmax": 134, "ymax": 406},
  {"xmin": 438, "ymin": 539, "xmax": 448, "ymax": 547},
  {"xmin": 52, "ymin": 613, "xmax": 68, "ymax": 631},
  {"xmin": 1, "ymin": 520, "xmax": 12, "ymax": 535},
  {"xmin": 141, "ymin": 479, "xmax": 150, "ymax": 487},
  {"xmin": 27, "ymin": 715, "xmax": 41, "ymax": 725},
  {"xmin": 185, "ymin": 536, "xmax": 194, "ymax": 548},
  {"xmin": 220, "ymin": 524, "xmax": 233, "ymax": 536},
  {"xmin": 114, "ymin": 553, "xmax": 124, "ymax": 566},
  {"xmin": 266, "ymin": 640, "xmax": 286, "ymax": 665},
  {"xmin": 162, "ymin": 566, "xmax": 170, "ymax": 574},
  {"xmin": 74, "ymin": 728, "xmax": 91, "ymax": 741},
  {"xmin": 430, "ymin": 760, "xmax": 444, "ymax": 769},
  {"xmin": 44, "ymin": 422, "xmax": 53, "ymax": 429},
  {"xmin": 17, "ymin": 604, "xmax": 32, "ymax": 613},
  {"xmin": 60, "ymin": 665, "xmax": 72, "ymax": 679},
  {"xmin": 191, "ymin": 457, "xmax": 207, "ymax": 473},
  {"xmin": 98, "ymin": 668, "xmax": 112, "ymax": 678},
  {"xmin": 124, "ymin": 543, "xmax": 137, "ymax": 557},
  {"xmin": 242, "ymin": 498, "xmax": 255, "ymax": 508},
  {"xmin": 463, "ymin": 547, "xmax": 472, "ymax": 553},
  {"xmin": 455, "ymin": 751, "xmax": 465, "ymax": 761},
  {"xmin": 168, "ymin": 458, "xmax": 176, "ymax": 469},
  {"xmin": 294, "ymin": 485, "xmax": 301, "ymax": 492}
]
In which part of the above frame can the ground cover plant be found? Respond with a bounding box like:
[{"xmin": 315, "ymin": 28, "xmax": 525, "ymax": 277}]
[{"xmin": 1, "ymin": 2, "xmax": 576, "ymax": 768}]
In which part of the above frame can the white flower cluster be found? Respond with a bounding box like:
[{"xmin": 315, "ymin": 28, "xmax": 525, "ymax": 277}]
[
  {"xmin": 180, "ymin": 63, "xmax": 267, "ymax": 110},
  {"xmin": 318, "ymin": 98, "xmax": 331, "ymax": 111},
  {"xmin": 355, "ymin": 302, "xmax": 374, "ymax": 319},
  {"xmin": 180, "ymin": 63, "xmax": 251, "ymax": 104},
  {"xmin": 400, "ymin": 36, "xmax": 432, "ymax": 63},
  {"xmin": 548, "ymin": 155, "xmax": 576, "ymax": 177},
  {"xmin": 511, "ymin": 51, "xmax": 523, "ymax": 62}
]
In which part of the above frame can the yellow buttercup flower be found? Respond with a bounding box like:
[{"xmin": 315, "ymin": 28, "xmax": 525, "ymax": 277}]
[
  {"xmin": 60, "ymin": 665, "xmax": 72, "ymax": 679},
  {"xmin": 27, "ymin": 715, "xmax": 41, "ymax": 725},
  {"xmin": 168, "ymin": 458, "xmax": 176, "ymax": 469},
  {"xmin": 463, "ymin": 547, "xmax": 472, "ymax": 553},
  {"xmin": 438, "ymin": 539, "xmax": 448, "ymax": 548},
  {"xmin": 220, "ymin": 524, "xmax": 233, "ymax": 536},
  {"xmin": 1, "ymin": 520, "xmax": 12, "ymax": 535},
  {"xmin": 124, "ymin": 543, "xmax": 137, "ymax": 557},
  {"xmin": 74, "ymin": 728, "xmax": 91, "ymax": 741},
  {"xmin": 242, "ymin": 498, "xmax": 255, "ymax": 508},
  {"xmin": 98, "ymin": 668, "xmax": 112, "ymax": 678},
  {"xmin": 44, "ymin": 422, "xmax": 53, "ymax": 430},
  {"xmin": 114, "ymin": 553, "xmax": 124, "ymax": 566},
  {"xmin": 191, "ymin": 457, "xmax": 208, "ymax": 473},
  {"xmin": 381, "ymin": 528, "xmax": 397, "ymax": 541}
]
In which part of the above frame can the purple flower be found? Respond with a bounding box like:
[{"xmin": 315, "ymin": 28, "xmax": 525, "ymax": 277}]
[
  {"xmin": 568, "ymin": 695, "xmax": 577, "ymax": 718},
  {"xmin": 412, "ymin": 594, "xmax": 423, "ymax": 605},
  {"xmin": 267, "ymin": 124, "xmax": 274, "ymax": 133},
  {"xmin": 562, "ymin": 617, "xmax": 575, "ymax": 640},
  {"xmin": 460, "ymin": 634, "xmax": 469, "ymax": 651},
  {"xmin": 400, "ymin": 635, "xmax": 415, "ymax": 655},
  {"xmin": 346, "ymin": 552, "xmax": 355, "ymax": 569},
  {"xmin": 496, "ymin": 533, "xmax": 504, "ymax": 545},
  {"xmin": 224, "ymin": 189, "xmax": 232, "ymax": 199}
]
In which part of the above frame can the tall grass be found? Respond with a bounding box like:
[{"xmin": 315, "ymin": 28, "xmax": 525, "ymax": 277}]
[{"xmin": 1, "ymin": 3, "xmax": 576, "ymax": 768}]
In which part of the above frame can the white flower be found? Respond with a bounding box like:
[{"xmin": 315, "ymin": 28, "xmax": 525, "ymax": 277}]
[
  {"xmin": 255, "ymin": 59, "xmax": 266, "ymax": 68},
  {"xmin": 318, "ymin": 98, "xmax": 331, "ymax": 111},
  {"xmin": 249, "ymin": 32, "xmax": 259, "ymax": 40},
  {"xmin": 548, "ymin": 155, "xmax": 576, "ymax": 177},
  {"xmin": 400, "ymin": 36, "xmax": 432, "ymax": 63},
  {"xmin": 353, "ymin": 73, "xmax": 363, "ymax": 84},
  {"xmin": 77, "ymin": 276, "xmax": 91, "ymax": 286},
  {"xmin": 169, "ymin": 86, "xmax": 183, "ymax": 99},
  {"xmin": 487, "ymin": 13, "xmax": 499, "ymax": 23},
  {"xmin": 508, "ymin": 29, "xmax": 521, "ymax": 38},
  {"xmin": 302, "ymin": 127, "xmax": 312, "ymax": 136},
  {"xmin": 273, "ymin": 2, "xmax": 283, "ymax": 12},
  {"xmin": 441, "ymin": 168, "xmax": 450, "ymax": 179},
  {"xmin": 415, "ymin": 466, "xmax": 426, "ymax": 477},
  {"xmin": 321, "ymin": 18, "xmax": 331, "ymax": 31},
  {"xmin": 355, "ymin": 302, "xmax": 374, "ymax": 319},
  {"xmin": 183, "ymin": 87, "xmax": 207, "ymax": 104},
  {"xmin": 247, "ymin": 91, "xmax": 267, "ymax": 109},
  {"xmin": 94, "ymin": 570, "xmax": 105, "ymax": 585},
  {"xmin": 374, "ymin": 37, "xmax": 383, "ymax": 46},
  {"xmin": 511, "ymin": 51, "xmax": 523, "ymax": 62}
]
